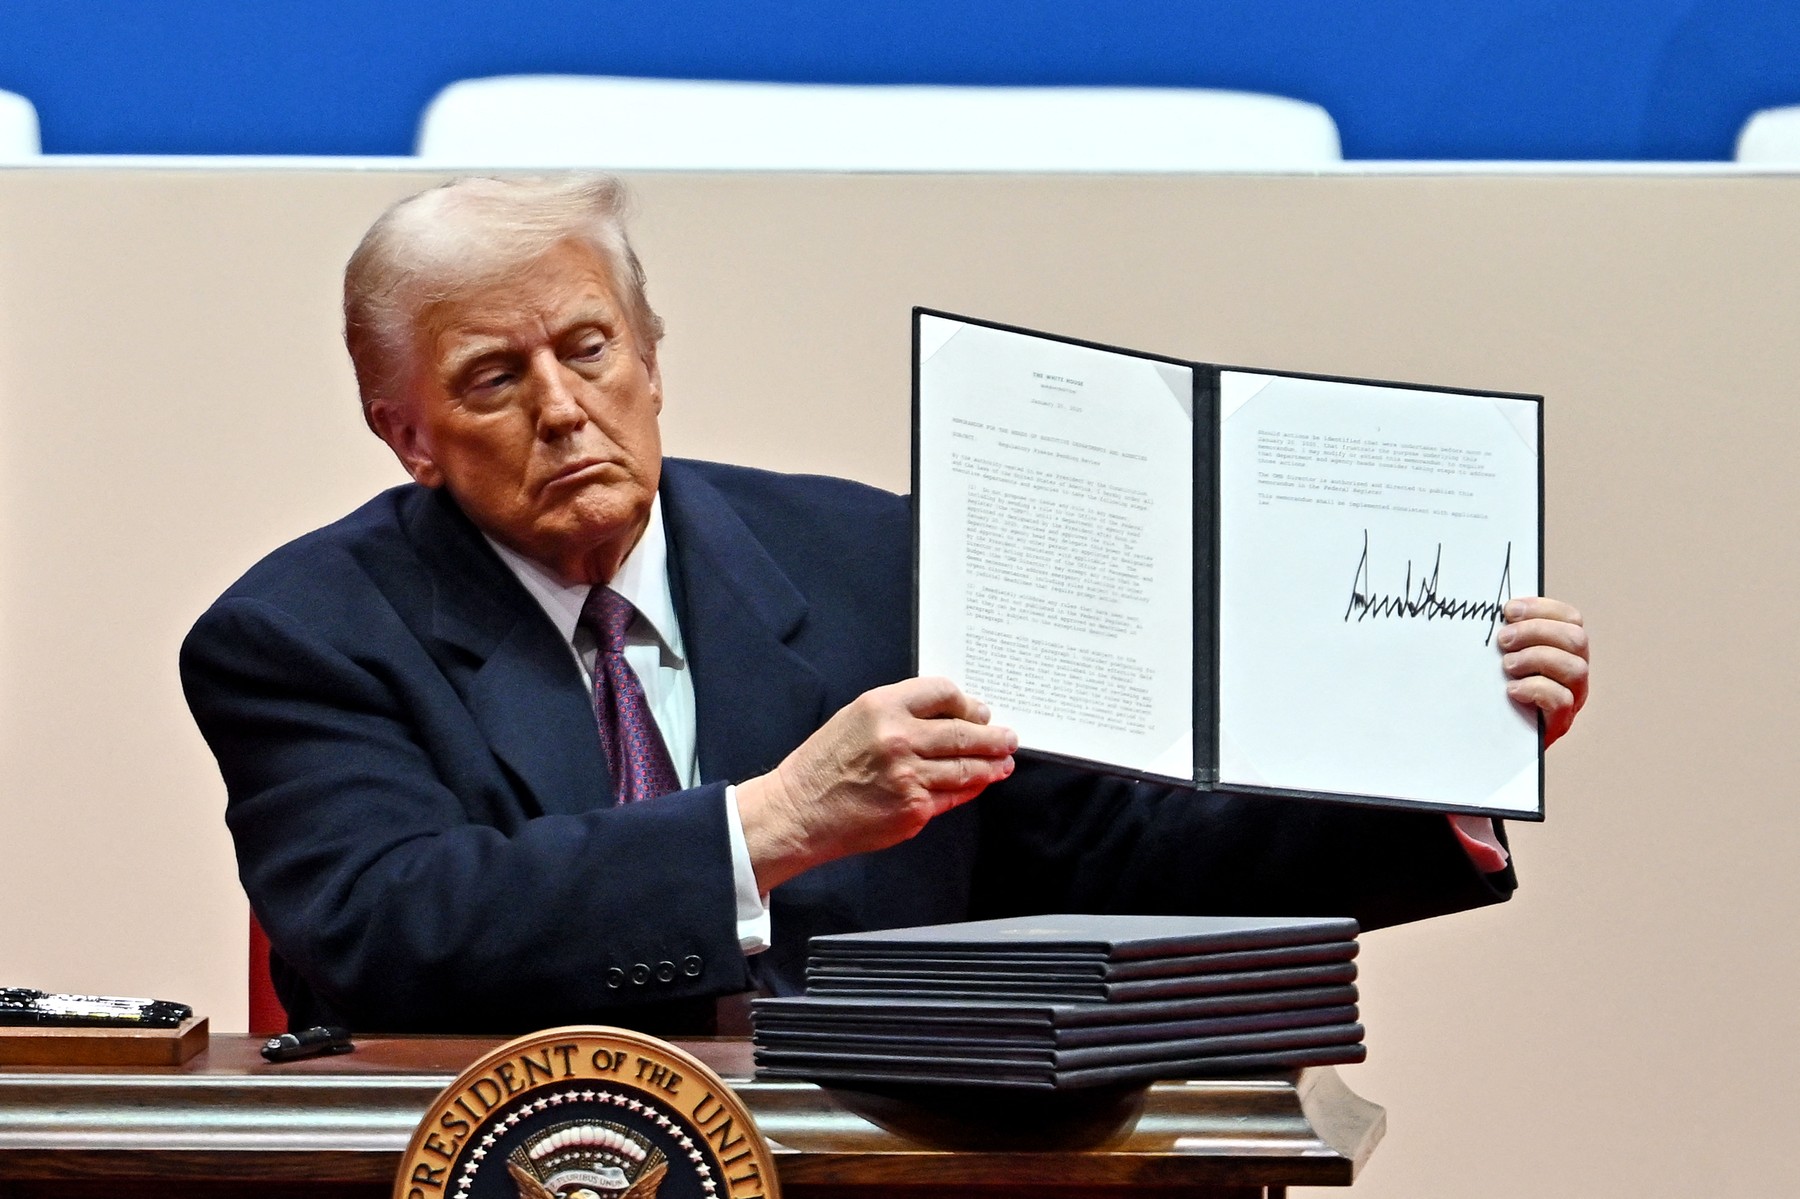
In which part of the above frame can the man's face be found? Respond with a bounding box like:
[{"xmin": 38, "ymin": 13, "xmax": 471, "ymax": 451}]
[{"xmin": 374, "ymin": 238, "xmax": 664, "ymax": 584}]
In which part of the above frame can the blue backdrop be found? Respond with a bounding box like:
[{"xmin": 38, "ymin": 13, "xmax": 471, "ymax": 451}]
[{"xmin": 3, "ymin": 0, "xmax": 1797, "ymax": 159}]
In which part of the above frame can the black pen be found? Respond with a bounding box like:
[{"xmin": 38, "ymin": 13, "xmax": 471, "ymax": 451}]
[{"xmin": 261, "ymin": 1025, "xmax": 354, "ymax": 1062}]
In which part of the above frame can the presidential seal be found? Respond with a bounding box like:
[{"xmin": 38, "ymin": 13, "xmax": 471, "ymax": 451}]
[{"xmin": 394, "ymin": 1028, "xmax": 779, "ymax": 1199}]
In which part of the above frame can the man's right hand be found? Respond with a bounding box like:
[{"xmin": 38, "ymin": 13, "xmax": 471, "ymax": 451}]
[{"xmin": 734, "ymin": 677, "xmax": 1018, "ymax": 893}]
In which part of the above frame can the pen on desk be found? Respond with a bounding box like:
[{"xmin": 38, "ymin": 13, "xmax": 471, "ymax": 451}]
[{"xmin": 261, "ymin": 1025, "xmax": 354, "ymax": 1062}]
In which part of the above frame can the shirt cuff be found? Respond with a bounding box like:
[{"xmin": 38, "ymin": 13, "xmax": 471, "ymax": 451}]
[
  {"xmin": 724, "ymin": 785, "xmax": 772, "ymax": 954},
  {"xmin": 1447, "ymin": 813, "xmax": 1510, "ymax": 873}
]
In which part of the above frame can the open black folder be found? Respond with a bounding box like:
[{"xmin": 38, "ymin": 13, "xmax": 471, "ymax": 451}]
[{"xmin": 913, "ymin": 309, "xmax": 1545, "ymax": 820}]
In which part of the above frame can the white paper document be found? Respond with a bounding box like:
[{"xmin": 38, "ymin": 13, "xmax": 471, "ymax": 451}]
[
  {"xmin": 1216, "ymin": 372, "xmax": 1541, "ymax": 815},
  {"xmin": 914, "ymin": 312, "xmax": 1544, "ymax": 818},
  {"xmin": 915, "ymin": 314, "xmax": 1197, "ymax": 782}
]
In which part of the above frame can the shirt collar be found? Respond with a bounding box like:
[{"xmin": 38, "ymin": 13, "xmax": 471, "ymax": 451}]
[{"xmin": 482, "ymin": 492, "xmax": 685, "ymax": 665}]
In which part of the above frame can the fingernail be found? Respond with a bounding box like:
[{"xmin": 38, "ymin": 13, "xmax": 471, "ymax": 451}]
[
  {"xmin": 974, "ymin": 702, "xmax": 991, "ymax": 723},
  {"xmin": 1504, "ymin": 600, "xmax": 1525, "ymax": 620}
]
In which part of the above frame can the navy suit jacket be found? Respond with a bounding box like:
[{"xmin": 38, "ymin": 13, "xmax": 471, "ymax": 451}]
[{"xmin": 181, "ymin": 458, "xmax": 1513, "ymax": 1034}]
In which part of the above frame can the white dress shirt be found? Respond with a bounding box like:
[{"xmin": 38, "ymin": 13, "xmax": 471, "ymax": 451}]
[{"xmin": 483, "ymin": 494, "xmax": 772, "ymax": 953}]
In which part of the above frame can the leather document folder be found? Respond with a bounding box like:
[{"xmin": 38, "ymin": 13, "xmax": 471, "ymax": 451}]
[
  {"xmin": 807, "ymin": 913, "xmax": 1359, "ymax": 961},
  {"xmin": 751, "ymin": 983, "xmax": 1361, "ymax": 1042},
  {"xmin": 806, "ymin": 939, "xmax": 1358, "ymax": 983},
  {"xmin": 754, "ymin": 1042, "xmax": 1368, "ymax": 1091},
  {"xmin": 753, "ymin": 1002, "xmax": 1357, "ymax": 1051}
]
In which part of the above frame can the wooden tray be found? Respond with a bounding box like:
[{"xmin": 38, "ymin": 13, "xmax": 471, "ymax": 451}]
[{"xmin": 0, "ymin": 1016, "xmax": 208, "ymax": 1067}]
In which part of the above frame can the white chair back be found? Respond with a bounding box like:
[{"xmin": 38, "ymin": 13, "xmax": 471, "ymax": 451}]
[
  {"xmin": 0, "ymin": 90, "xmax": 42, "ymax": 162},
  {"xmin": 1736, "ymin": 105, "xmax": 1800, "ymax": 162},
  {"xmin": 417, "ymin": 76, "xmax": 1341, "ymax": 171}
]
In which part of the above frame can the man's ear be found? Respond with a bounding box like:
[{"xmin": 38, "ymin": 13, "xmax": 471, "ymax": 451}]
[
  {"xmin": 641, "ymin": 343, "xmax": 664, "ymax": 414},
  {"xmin": 368, "ymin": 400, "xmax": 444, "ymax": 488}
]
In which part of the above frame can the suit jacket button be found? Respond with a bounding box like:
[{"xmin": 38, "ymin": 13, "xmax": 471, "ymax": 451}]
[
  {"xmin": 655, "ymin": 960, "xmax": 676, "ymax": 983},
  {"xmin": 630, "ymin": 963, "xmax": 651, "ymax": 985},
  {"xmin": 682, "ymin": 955, "xmax": 703, "ymax": 977},
  {"xmin": 605, "ymin": 967, "xmax": 625, "ymax": 989}
]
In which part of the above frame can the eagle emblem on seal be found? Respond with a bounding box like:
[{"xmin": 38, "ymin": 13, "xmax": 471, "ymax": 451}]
[{"xmin": 504, "ymin": 1120, "xmax": 668, "ymax": 1199}]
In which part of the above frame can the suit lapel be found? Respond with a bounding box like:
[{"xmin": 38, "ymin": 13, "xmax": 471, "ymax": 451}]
[
  {"xmin": 466, "ymin": 624, "xmax": 614, "ymax": 817},
  {"xmin": 403, "ymin": 489, "xmax": 615, "ymax": 816},
  {"xmin": 399, "ymin": 465, "xmax": 827, "ymax": 811},
  {"xmin": 660, "ymin": 461, "xmax": 829, "ymax": 785}
]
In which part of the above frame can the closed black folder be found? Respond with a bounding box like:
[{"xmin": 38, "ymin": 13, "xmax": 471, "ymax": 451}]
[
  {"xmin": 751, "ymin": 983, "xmax": 1361, "ymax": 1042},
  {"xmin": 807, "ymin": 940, "xmax": 1357, "ymax": 985},
  {"xmin": 753, "ymin": 1042, "xmax": 1368, "ymax": 1091},
  {"xmin": 807, "ymin": 914, "xmax": 1359, "ymax": 962},
  {"xmin": 802, "ymin": 960, "xmax": 1357, "ymax": 1003},
  {"xmin": 754, "ymin": 916, "xmax": 1370, "ymax": 1091},
  {"xmin": 757, "ymin": 1020, "xmax": 1362, "ymax": 1069},
  {"xmin": 756, "ymin": 1004, "xmax": 1358, "ymax": 1058}
]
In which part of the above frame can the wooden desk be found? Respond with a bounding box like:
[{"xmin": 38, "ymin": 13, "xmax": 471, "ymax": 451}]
[{"xmin": 0, "ymin": 1036, "xmax": 1381, "ymax": 1198}]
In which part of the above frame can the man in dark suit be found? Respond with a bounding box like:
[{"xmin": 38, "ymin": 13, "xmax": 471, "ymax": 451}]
[{"xmin": 181, "ymin": 176, "xmax": 1590, "ymax": 1034}]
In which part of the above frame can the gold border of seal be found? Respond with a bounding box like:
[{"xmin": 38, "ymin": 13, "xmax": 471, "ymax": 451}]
[{"xmin": 393, "ymin": 1026, "xmax": 781, "ymax": 1199}]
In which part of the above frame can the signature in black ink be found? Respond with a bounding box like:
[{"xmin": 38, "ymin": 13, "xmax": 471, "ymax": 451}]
[{"xmin": 1343, "ymin": 530, "xmax": 1512, "ymax": 645}]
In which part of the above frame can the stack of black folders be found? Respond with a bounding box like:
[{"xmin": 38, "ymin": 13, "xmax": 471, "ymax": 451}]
[{"xmin": 750, "ymin": 914, "xmax": 1367, "ymax": 1092}]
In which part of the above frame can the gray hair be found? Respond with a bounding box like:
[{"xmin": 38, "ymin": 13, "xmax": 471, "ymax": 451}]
[{"xmin": 343, "ymin": 175, "xmax": 665, "ymax": 420}]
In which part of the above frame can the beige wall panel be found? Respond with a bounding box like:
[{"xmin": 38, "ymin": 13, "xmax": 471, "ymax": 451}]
[{"xmin": 0, "ymin": 169, "xmax": 1794, "ymax": 1198}]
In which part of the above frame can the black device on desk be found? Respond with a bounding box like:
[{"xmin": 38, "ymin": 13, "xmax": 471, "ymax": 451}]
[
  {"xmin": 0, "ymin": 988, "xmax": 192, "ymax": 1029},
  {"xmin": 261, "ymin": 1025, "xmax": 354, "ymax": 1062}
]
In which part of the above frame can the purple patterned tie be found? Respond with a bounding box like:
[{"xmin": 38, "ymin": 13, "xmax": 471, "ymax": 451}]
[{"xmin": 579, "ymin": 586, "xmax": 681, "ymax": 804}]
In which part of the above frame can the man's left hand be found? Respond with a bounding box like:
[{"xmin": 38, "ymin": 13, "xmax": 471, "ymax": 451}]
[{"xmin": 1497, "ymin": 597, "xmax": 1589, "ymax": 747}]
